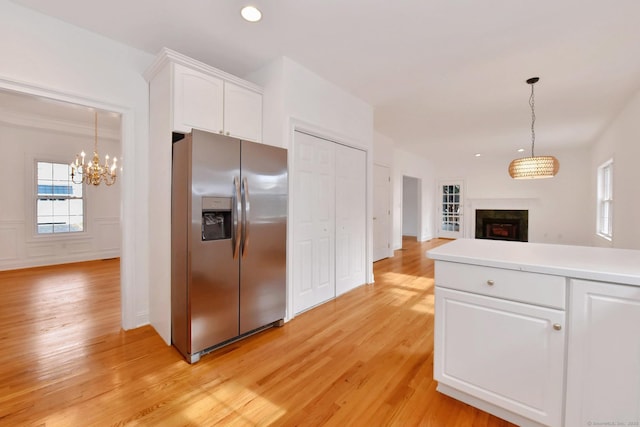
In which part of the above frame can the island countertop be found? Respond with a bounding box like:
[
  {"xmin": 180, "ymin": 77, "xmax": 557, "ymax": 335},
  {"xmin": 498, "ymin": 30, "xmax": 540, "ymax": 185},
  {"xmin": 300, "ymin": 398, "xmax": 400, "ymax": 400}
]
[{"xmin": 427, "ymin": 238, "xmax": 640, "ymax": 286}]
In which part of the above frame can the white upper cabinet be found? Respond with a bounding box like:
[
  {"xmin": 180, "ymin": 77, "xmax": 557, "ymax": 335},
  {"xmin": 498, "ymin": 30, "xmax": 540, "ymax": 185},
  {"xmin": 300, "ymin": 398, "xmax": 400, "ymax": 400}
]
[
  {"xmin": 172, "ymin": 63, "xmax": 224, "ymax": 135},
  {"xmin": 223, "ymin": 81, "xmax": 262, "ymax": 143},
  {"xmin": 146, "ymin": 48, "xmax": 263, "ymax": 143}
]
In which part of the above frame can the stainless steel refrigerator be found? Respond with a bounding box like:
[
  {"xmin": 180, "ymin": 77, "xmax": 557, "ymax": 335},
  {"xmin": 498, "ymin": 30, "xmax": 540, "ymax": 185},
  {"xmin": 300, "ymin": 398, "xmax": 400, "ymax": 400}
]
[{"xmin": 171, "ymin": 129, "xmax": 287, "ymax": 363}]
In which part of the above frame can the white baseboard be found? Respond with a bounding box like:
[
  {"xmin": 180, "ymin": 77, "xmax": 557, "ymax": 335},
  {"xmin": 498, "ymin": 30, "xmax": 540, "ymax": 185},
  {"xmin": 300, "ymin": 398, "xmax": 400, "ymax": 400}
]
[{"xmin": 0, "ymin": 250, "xmax": 120, "ymax": 271}]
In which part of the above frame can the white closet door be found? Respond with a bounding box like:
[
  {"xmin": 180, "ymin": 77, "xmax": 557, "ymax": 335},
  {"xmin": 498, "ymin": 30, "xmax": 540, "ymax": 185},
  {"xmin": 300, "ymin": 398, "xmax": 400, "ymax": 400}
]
[
  {"xmin": 293, "ymin": 131, "xmax": 336, "ymax": 314},
  {"xmin": 335, "ymin": 144, "xmax": 367, "ymax": 295}
]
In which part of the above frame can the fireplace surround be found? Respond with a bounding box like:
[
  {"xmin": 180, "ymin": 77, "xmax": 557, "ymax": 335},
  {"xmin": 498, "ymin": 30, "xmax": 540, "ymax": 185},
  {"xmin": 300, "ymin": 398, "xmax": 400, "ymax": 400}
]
[{"xmin": 475, "ymin": 209, "xmax": 528, "ymax": 242}]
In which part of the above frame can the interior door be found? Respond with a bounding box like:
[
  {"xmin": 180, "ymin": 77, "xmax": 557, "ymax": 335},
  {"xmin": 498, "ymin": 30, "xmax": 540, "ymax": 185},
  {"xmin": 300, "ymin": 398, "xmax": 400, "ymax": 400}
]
[
  {"xmin": 373, "ymin": 164, "xmax": 391, "ymax": 261},
  {"xmin": 437, "ymin": 181, "xmax": 464, "ymax": 239},
  {"xmin": 292, "ymin": 131, "xmax": 336, "ymax": 314},
  {"xmin": 335, "ymin": 144, "xmax": 366, "ymax": 295}
]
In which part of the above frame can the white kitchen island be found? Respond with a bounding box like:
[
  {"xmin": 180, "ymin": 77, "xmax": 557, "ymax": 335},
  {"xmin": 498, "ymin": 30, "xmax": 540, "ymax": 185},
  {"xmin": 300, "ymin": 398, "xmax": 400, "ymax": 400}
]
[{"xmin": 427, "ymin": 238, "xmax": 640, "ymax": 427}]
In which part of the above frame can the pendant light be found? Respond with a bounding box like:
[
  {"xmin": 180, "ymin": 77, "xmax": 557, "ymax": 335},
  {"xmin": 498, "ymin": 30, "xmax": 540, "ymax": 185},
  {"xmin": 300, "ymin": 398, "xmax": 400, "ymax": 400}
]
[{"xmin": 508, "ymin": 77, "xmax": 559, "ymax": 179}]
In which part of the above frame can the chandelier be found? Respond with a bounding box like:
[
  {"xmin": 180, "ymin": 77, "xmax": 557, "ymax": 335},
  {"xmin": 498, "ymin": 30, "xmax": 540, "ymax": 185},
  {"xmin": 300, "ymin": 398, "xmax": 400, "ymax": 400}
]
[
  {"xmin": 71, "ymin": 111, "xmax": 117, "ymax": 186},
  {"xmin": 508, "ymin": 77, "xmax": 560, "ymax": 179}
]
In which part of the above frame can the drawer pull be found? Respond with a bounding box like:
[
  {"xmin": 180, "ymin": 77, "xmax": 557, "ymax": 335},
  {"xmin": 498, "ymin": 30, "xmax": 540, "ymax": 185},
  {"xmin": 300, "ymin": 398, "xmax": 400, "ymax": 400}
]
[
  {"xmin": 486, "ymin": 280, "xmax": 495, "ymax": 286},
  {"xmin": 553, "ymin": 323, "xmax": 562, "ymax": 331}
]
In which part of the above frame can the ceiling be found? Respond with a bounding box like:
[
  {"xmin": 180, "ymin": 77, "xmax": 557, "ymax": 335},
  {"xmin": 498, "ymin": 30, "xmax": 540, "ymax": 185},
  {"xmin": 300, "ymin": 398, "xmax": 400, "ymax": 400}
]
[
  {"xmin": 11, "ymin": 0, "xmax": 640, "ymax": 158},
  {"xmin": 0, "ymin": 89, "xmax": 121, "ymax": 138}
]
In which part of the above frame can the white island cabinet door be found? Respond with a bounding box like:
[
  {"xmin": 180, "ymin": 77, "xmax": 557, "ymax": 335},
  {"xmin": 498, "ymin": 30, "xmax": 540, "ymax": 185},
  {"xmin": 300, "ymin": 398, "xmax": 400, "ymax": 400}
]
[
  {"xmin": 565, "ymin": 279, "xmax": 640, "ymax": 427},
  {"xmin": 172, "ymin": 63, "xmax": 224, "ymax": 134},
  {"xmin": 434, "ymin": 287, "xmax": 566, "ymax": 426}
]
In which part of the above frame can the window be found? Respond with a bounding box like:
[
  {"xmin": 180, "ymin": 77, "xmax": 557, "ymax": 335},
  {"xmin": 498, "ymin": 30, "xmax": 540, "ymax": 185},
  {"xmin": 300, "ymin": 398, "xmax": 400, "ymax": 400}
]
[
  {"xmin": 596, "ymin": 159, "xmax": 613, "ymax": 240},
  {"xmin": 36, "ymin": 161, "xmax": 84, "ymax": 234}
]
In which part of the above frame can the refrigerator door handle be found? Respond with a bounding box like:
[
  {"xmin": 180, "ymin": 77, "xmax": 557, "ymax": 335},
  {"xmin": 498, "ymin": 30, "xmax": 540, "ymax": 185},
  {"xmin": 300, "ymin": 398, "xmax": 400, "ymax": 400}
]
[
  {"xmin": 241, "ymin": 177, "xmax": 250, "ymax": 258},
  {"xmin": 233, "ymin": 176, "xmax": 242, "ymax": 259}
]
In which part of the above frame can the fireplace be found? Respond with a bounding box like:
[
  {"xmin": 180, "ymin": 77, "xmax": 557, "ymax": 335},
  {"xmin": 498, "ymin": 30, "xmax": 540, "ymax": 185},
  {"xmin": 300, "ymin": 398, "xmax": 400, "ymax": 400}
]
[{"xmin": 475, "ymin": 210, "xmax": 528, "ymax": 242}]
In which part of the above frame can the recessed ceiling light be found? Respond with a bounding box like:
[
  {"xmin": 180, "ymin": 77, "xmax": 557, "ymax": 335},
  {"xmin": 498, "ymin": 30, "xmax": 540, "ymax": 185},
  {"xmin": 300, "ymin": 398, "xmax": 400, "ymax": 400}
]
[
  {"xmin": 517, "ymin": 148, "xmax": 525, "ymax": 153},
  {"xmin": 241, "ymin": 6, "xmax": 262, "ymax": 22},
  {"xmin": 475, "ymin": 153, "xmax": 482, "ymax": 157}
]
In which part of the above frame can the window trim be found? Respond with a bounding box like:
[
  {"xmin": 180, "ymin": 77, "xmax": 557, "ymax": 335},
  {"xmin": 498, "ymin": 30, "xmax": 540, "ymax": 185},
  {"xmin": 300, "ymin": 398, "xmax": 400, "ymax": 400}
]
[
  {"xmin": 33, "ymin": 159, "xmax": 87, "ymax": 238},
  {"xmin": 596, "ymin": 158, "xmax": 613, "ymax": 241}
]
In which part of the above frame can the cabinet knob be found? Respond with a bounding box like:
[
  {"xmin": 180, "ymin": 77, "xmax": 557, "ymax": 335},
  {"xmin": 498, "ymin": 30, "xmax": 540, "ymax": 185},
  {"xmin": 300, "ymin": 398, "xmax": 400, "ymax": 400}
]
[
  {"xmin": 553, "ymin": 323, "xmax": 562, "ymax": 331},
  {"xmin": 486, "ymin": 280, "xmax": 495, "ymax": 286},
  {"xmin": 219, "ymin": 130, "xmax": 224, "ymax": 134},
  {"xmin": 226, "ymin": 131, "xmax": 230, "ymax": 136}
]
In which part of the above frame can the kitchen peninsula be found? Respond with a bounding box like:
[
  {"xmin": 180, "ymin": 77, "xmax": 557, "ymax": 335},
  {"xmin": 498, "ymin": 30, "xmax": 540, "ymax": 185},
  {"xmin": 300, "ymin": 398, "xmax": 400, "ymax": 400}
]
[{"xmin": 427, "ymin": 238, "xmax": 640, "ymax": 427}]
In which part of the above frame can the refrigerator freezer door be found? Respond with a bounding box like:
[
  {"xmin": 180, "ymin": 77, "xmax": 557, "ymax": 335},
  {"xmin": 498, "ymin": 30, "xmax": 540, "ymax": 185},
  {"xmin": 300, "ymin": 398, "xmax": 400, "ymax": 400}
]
[
  {"xmin": 190, "ymin": 130, "xmax": 241, "ymax": 353},
  {"xmin": 239, "ymin": 140, "xmax": 288, "ymax": 334}
]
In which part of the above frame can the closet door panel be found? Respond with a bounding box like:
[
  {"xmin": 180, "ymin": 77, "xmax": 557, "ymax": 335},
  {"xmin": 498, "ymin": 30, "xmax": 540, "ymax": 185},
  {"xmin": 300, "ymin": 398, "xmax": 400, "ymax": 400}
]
[
  {"xmin": 292, "ymin": 132, "xmax": 336, "ymax": 313},
  {"xmin": 293, "ymin": 132, "xmax": 367, "ymax": 312},
  {"xmin": 335, "ymin": 144, "xmax": 367, "ymax": 295}
]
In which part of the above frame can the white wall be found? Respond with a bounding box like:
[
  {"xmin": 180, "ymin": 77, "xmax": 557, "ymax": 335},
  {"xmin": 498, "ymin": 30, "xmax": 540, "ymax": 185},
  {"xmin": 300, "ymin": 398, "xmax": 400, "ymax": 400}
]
[
  {"xmin": 249, "ymin": 57, "xmax": 374, "ymax": 149},
  {"xmin": 0, "ymin": 0, "xmax": 154, "ymax": 328},
  {"xmin": 0, "ymin": 118, "xmax": 120, "ymax": 269},
  {"xmin": 373, "ymin": 131, "xmax": 395, "ymax": 259},
  {"xmin": 372, "ymin": 131, "xmax": 438, "ymax": 251},
  {"xmin": 249, "ymin": 57, "xmax": 374, "ymax": 319},
  {"xmin": 402, "ymin": 176, "xmax": 419, "ymax": 237},
  {"xmin": 283, "ymin": 59, "xmax": 373, "ymax": 149},
  {"xmin": 374, "ymin": 132, "xmax": 592, "ymax": 251},
  {"xmin": 392, "ymin": 148, "xmax": 437, "ymax": 248},
  {"xmin": 430, "ymin": 146, "xmax": 592, "ymax": 246},
  {"xmin": 373, "ymin": 131, "xmax": 395, "ymax": 164},
  {"xmin": 246, "ymin": 58, "xmax": 286, "ymax": 149},
  {"xmin": 590, "ymin": 88, "xmax": 640, "ymax": 250}
]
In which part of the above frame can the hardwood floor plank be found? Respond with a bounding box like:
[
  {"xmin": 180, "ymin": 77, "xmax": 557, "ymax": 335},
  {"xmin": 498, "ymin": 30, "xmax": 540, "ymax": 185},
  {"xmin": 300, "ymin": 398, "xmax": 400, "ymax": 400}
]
[{"xmin": 0, "ymin": 239, "xmax": 515, "ymax": 426}]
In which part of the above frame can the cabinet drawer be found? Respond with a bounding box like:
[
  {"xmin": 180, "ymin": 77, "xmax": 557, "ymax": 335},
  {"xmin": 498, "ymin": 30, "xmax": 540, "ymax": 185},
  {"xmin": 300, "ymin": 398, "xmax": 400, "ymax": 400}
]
[{"xmin": 435, "ymin": 261, "xmax": 566, "ymax": 309}]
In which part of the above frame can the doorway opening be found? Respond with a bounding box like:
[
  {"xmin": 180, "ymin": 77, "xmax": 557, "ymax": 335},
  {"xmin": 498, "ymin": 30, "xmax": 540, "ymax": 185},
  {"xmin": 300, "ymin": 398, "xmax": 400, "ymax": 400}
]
[
  {"xmin": 0, "ymin": 88, "xmax": 123, "ymax": 335},
  {"xmin": 402, "ymin": 175, "xmax": 421, "ymax": 247}
]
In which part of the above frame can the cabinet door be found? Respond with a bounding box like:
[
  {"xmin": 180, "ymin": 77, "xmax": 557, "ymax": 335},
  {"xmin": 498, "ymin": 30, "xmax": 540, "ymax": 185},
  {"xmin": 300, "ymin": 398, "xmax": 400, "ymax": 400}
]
[
  {"xmin": 434, "ymin": 287, "xmax": 565, "ymax": 426},
  {"xmin": 224, "ymin": 82, "xmax": 262, "ymax": 142},
  {"xmin": 565, "ymin": 279, "xmax": 640, "ymax": 427},
  {"xmin": 172, "ymin": 63, "xmax": 224, "ymax": 134}
]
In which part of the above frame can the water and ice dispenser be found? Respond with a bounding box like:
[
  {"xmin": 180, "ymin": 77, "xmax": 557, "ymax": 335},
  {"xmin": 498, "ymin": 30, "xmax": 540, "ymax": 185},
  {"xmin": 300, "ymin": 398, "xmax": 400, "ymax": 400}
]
[{"xmin": 202, "ymin": 197, "xmax": 232, "ymax": 241}]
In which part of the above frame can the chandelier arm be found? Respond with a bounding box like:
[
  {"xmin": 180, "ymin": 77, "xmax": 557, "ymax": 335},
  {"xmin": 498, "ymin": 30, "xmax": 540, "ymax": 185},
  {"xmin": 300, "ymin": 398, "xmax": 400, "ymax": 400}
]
[{"xmin": 70, "ymin": 109, "xmax": 118, "ymax": 186}]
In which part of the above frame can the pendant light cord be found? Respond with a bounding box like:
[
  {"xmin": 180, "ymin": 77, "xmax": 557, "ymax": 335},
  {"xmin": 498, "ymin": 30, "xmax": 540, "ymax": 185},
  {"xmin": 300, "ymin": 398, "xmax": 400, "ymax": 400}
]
[{"xmin": 530, "ymin": 82, "xmax": 536, "ymax": 157}]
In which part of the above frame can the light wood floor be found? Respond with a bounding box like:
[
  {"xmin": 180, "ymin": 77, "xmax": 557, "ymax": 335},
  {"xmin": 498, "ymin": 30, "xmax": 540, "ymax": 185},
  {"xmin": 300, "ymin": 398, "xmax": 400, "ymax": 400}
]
[{"xmin": 0, "ymin": 238, "xmax": 514, "ymax": 426}]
